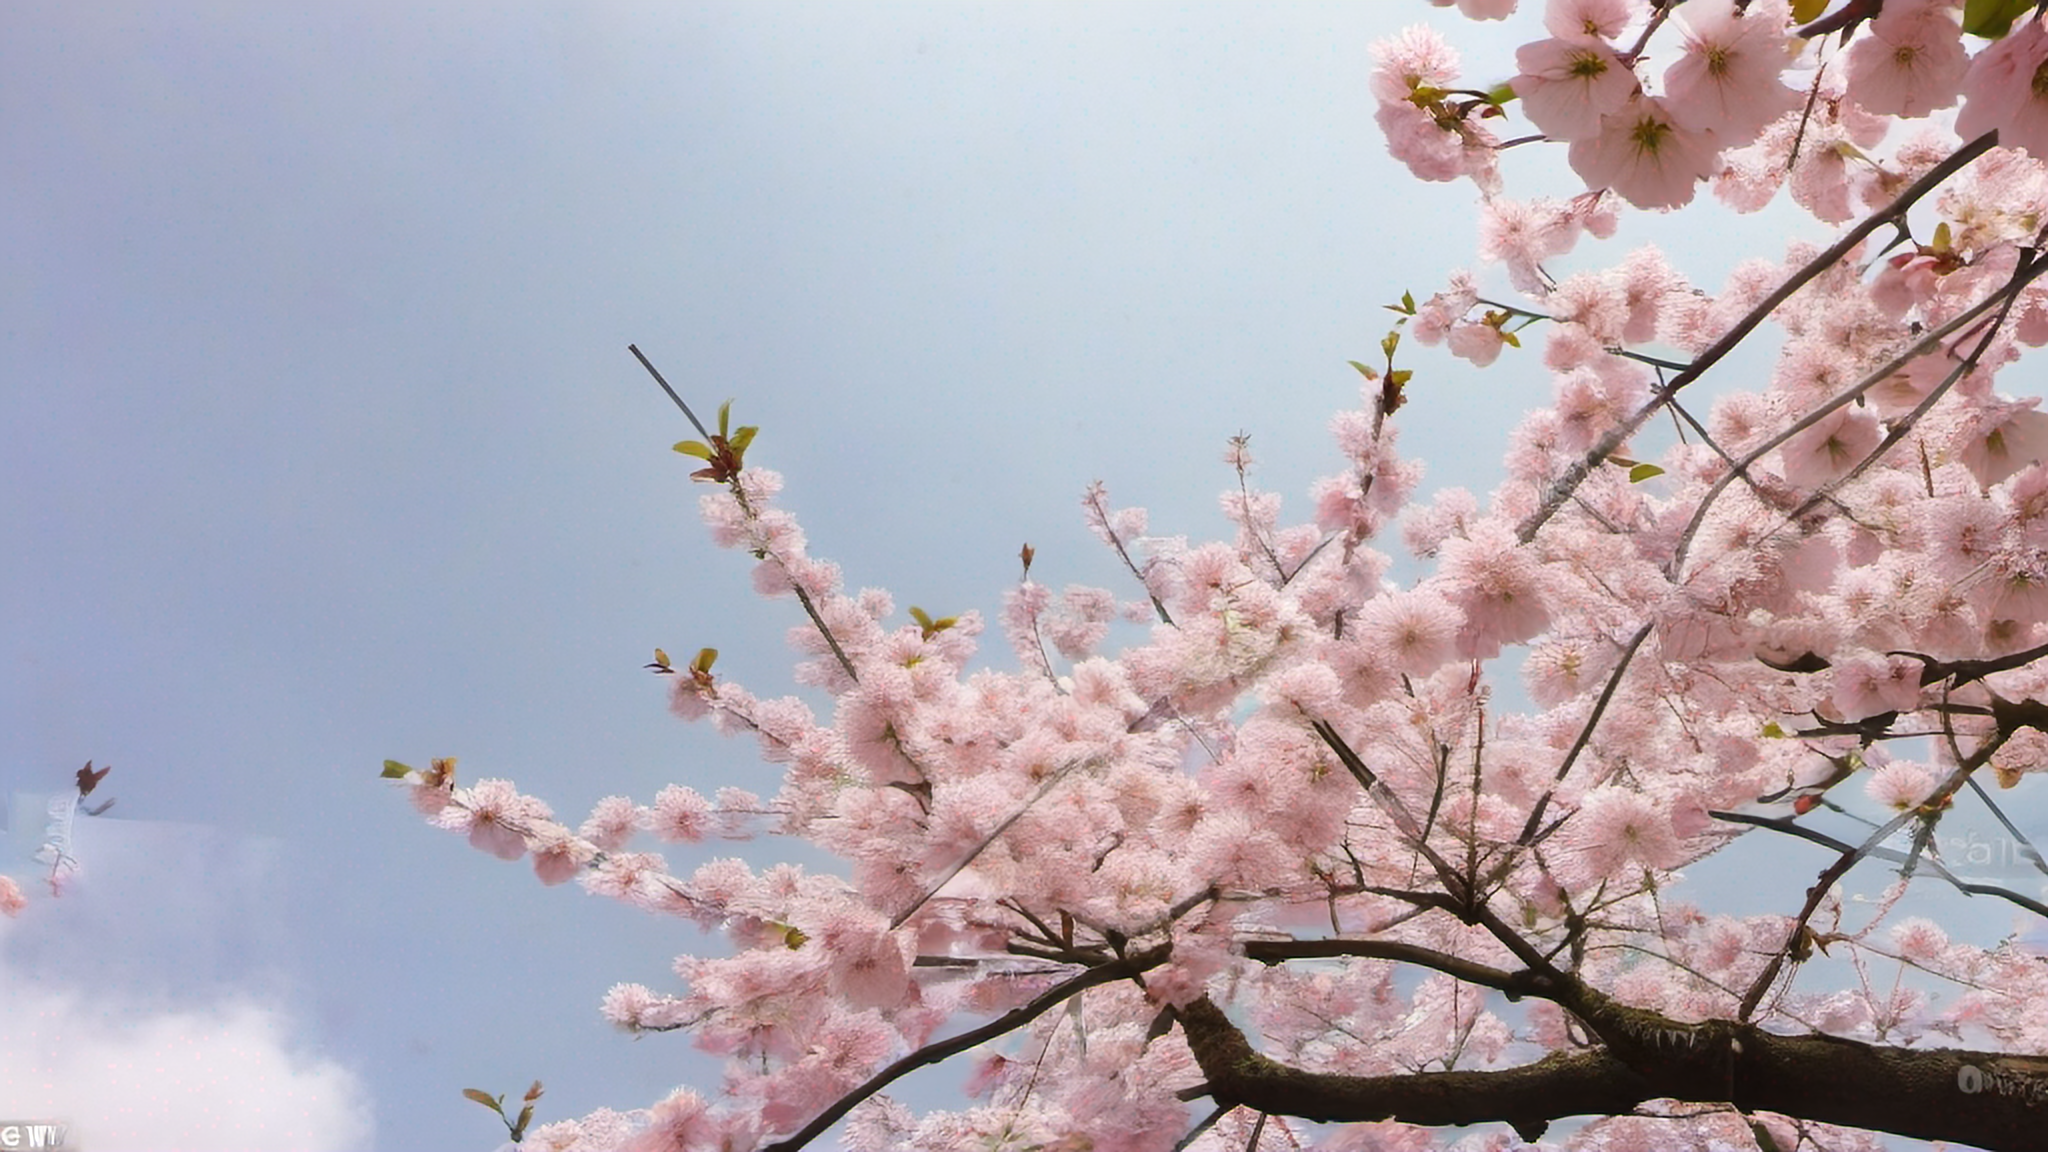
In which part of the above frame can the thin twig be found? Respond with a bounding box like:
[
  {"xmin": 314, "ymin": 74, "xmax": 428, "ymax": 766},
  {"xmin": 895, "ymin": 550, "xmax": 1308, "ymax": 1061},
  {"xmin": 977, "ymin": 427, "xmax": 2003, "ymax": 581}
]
[
  {"xmin": 891, "ymin": 758, "xmax": 1092, "ymax": 929},
  {"xmin": 1665, "ymin": 246, "xmax": 2048, "ymax": 580},
  {"xmin": 628, "ymin": 344, "xmax": 712, "ymax": 441},
  {"xmin": 1736, "ymin": 736, "xmax": 2006, "ymax": 1021},
  {"xmin": 1711, "ymin": 808, "xmax": 2048, "ymax": 920},
  {"xmin": 1515, "ymin": 622, "xmax": 1655, "ymax": 846},
  {"xmin": 760, "ymin": 947, "xmax": 1169, "ymax": 1152},
  {"xmin": 1516, "ymin": 131, "xmax": 1999, "ymax": 545}
]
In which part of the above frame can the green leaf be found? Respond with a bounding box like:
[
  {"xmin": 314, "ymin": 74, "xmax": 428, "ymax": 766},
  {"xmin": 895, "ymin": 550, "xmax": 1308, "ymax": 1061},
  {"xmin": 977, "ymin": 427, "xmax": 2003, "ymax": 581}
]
[
  {"xmin": 1347, "ymin": 359, "xmax": 1379, "ymax": 380},
  {"xmin": 463, "ymin": 1089, "xmax": 505, "ymax": 1115},
  {"xmin": 1485, "ymin": 81, "xmax": 1518, "ymax": 105},
  {"xmin": 1380, "ymin": 331, "xmax": 1401, "ymax": 359},
  {"xmin": 673, "ymin": 440, "xmax": 713, "ymax": 459},
  {"xmin": 381, "ymin": 759, "xmax": 413, "ymax": 779},
  {"xmin": 691, "ymin": 647, "xmax": 718, "ymax": 674},
  {"xmin": 1627, "ymin": 462, "xmax": 1665, "ymax": 483},
  {"xmin": 1761, "ymin": 721, "xmax": 1786, "ymax": 739},
  {"xmin": 909, "ymin": 607, "xmax": 934, "ymax": 629},
  {"xmin": 1401, "ymin": 290, "xmax": 1416, "ymax": 312},
  {"xmin": 513, "ymin": 1104, "xmax": 536, "ymax": 1138},
  {"xmin": 1386, "ymin": 369, "xmax": 1412, "ymax": 388},
  {"xmin": 729, "ymin": 426, "xmax": 758, "ymax": 455},
  {"xmin": 1964, "ymin": 0, "xmax": 2036, "ymax": 37},
  {"xmin": 717, "ymin": 399, "xmax": 734, "ymax": 438}
]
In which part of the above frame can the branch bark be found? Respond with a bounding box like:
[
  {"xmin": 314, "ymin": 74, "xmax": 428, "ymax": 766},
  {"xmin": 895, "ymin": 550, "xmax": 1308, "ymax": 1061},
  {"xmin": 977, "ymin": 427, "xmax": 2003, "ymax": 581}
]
[{"xmin": 1175, "ymin": 992, "xmax": 2048, "ymax": 1150}]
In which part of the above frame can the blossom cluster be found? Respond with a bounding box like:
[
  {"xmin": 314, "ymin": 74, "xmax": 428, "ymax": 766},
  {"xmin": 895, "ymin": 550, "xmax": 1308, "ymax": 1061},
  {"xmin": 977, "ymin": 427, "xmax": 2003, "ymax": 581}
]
[
  {"xmin": 395, "ymin": 3, "xmax": 2048, "ymax": 1149},
  {"xmin": 1380, "ymin": 0, "xmax": 2048, "ymax": 211}
]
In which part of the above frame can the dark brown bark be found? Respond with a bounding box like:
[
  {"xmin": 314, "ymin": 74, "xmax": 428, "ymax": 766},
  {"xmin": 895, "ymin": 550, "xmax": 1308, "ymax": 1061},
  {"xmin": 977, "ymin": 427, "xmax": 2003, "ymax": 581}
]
[{"xmin": 1175, "ymin": 994, "xmax": 2048, "ymax": 1150}]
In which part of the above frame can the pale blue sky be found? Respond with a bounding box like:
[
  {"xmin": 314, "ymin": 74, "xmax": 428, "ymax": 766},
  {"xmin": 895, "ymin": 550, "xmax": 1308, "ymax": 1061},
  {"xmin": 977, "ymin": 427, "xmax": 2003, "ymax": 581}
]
[{"xmin": 2, "ymin": 4, "xmax": 1999, "ymax": 1151}]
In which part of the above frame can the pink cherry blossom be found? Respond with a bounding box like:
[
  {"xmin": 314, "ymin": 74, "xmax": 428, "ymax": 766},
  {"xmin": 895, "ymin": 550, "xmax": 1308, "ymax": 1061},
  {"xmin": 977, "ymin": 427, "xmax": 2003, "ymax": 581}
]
[
  {"xmin": 1446, "ymin": 318, "xmax": 1508, "ymax": 366},
  {"xmin": 1513, "ymin": 37, "xmax": 1638, "ymax": 142},
  {"xmin": 1568, "ymin": 95, "xmax": 1720, "ymax": 208},
  {"xmin": 1957, "ymin": 15, "xmax": 2048, "ymax": 160},
  {"xmin": 1370, "ymin": 24, "xmax": 1462, "ymax": 105},
  {"xmin": 580, "ymin": 794, "xmax": 645, "ymax": 851},
  {"xmin": 1778, "ymin": 405, "xmax": 1882, "ymax": 489},
  {"xmin": 1566, "ymin": 785, "xmax": 1684, "ymax": 876},
  {"xmin": 1356, "ymin": 588, "xmax": 1464, "ymax": 677},
  {"xmin": 1844, "ymin": 2, "xmax": 1969, "ymax": 118},
  {"xmin": 1831, "ymin": 651, "xmax": 1923, "ymax": 720},
  {"xmin": 1865, "ymin": 761, "xmax": 1936, "ymax": 811},
  {"xmin": 1408, "ymin": 270, "xmax": 1477, "ymax": 345},
  {"xmin": 1436, "ymin": 521, "xmax": 1551, "ymax": 657},
  {"xmin": 1891, "ymin": 917, "xmax": 1950, "ymax": 962},
  {"xmin": 622, "ymin": 1088, "xmax": 715, "ymax": 1152},
  {"xmin": 1431, "ymin": 0, "xmax": 1517, "ymax": 19},
  {"xmin": 1662, "ymin": 0, "xmax": 1800, "ymax": 145},
  {"xmin": 436, "ymin": 778, "xmax": 551, "ymax": 861},
  {"xmin": 1544, "ymin": 0, "xmax": 1640, "ymax": 44},
  {"xmin": 378, "ymin": 13, "xmax": 2048, "ymax": 1150}
]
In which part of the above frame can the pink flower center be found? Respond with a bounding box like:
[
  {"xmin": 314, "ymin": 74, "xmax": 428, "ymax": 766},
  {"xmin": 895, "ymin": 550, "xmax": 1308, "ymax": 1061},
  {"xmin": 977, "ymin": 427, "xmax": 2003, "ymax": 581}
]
[
  {"xmin": 1630, "ymin": 115, "xmax": 1672, "ymax": 155},
  {"xmin": 1568, "ymin": 50, "xmax": 1608, "ymax": 80}
]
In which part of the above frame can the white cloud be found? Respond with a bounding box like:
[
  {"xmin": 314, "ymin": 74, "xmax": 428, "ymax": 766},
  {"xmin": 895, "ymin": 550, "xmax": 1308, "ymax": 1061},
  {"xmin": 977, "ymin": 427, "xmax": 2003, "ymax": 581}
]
[
  {"xmin": 0, "ymin": 969, "xmax": 373, "ymax": 1152},
  {"xmin": 0, "ymin": 792, "xmax": 374, "ymax": 1151}
]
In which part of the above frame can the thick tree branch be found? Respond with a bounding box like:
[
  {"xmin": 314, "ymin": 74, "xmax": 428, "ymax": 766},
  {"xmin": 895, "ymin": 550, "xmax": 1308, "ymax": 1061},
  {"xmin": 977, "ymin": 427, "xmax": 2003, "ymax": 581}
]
[
  {"xmin": 1174, "ymin": 993, "xmax": 2048, "ymax": 1150},
  {"xmin": 1241, "ymin": 938, "xmax": 1551, "ymax": 1001}
]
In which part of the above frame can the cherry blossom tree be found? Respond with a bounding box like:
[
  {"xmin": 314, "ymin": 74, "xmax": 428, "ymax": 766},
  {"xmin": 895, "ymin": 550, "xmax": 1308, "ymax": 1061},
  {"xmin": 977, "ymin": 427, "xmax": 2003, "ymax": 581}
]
[{"xmin": 392, "ymin": 3, "xmax": 2048, "ymax": 1149}]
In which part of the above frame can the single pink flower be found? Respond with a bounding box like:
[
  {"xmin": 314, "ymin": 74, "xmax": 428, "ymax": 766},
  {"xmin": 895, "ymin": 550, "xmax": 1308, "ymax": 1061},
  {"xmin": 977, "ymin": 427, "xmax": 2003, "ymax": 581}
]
[
  {"xmin": 1866, "ymin": 762, "xmax": 1936, "ymax": 811},
  {"xmin": 1891, "ymin": 917, "xmax": 1950, "ymax": 961},
  {"xmin": 649, "ymin": 784, "xmax": 713, "ymax": 843},
  {"xmin": 1845, "ymin": 2, "xmax": 1969, "ymax": 118},
  {"xmin": 1568, "ymin": 96, "xmax": 1719, "ymax": 208},
  {"xmin": 1545, "ymin": 0, "xmax": 1641, "ymax": 44},
  {"xmin": 0, "ymin": 875, "xmax": 25, "ymax": 917},
  {"xmin": 1432, "ymin": 0, "xmax": 1517, "ymax": 18},
  {"xmin": 1447, "ymin": 318, "xmax": 1508, "ymax": 366},
  {"xmin": 1569, "ymin": 786, "xmax": 1684, "ymax": 875},
  {"xmin": 623, "ymin": 1088, "xmax": 715, "ymax": 1152},
  {"xmin": 1662, "ymin": 0, "xmax": 1800, "ymax": 145},
  {"xmin": 580, "ymin": 794, "xmax": 646, "ymax": 851},
  {"xmin": 1778, "ymin": 405, "xmax": 1881, "ymax": 488},
  {"xmin": 1957, "ymin": 15, "xmax": 2048, "ymax": 159},
  {"xmin": 1514, "ymin": 38, "xmax": 1639, "ymax": 142},
  {"xmin": 1370, "ymin": 24, "xmax": 1461, "ymax": 104}
]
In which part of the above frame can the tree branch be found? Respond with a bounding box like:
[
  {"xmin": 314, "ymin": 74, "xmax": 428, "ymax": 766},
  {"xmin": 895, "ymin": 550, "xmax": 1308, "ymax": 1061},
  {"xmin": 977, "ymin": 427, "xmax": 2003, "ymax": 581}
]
[
  {"xmin": 1174, "ymin": 993, "xmax": 2048, "ymax": 1150},
  {"xmin": 1516, "ymin": 130, "xmax": 1999, "ymax": 545},
  {"xmin": 763, "ymin": 947, "xmax": 1170, "ymax": 1152}
]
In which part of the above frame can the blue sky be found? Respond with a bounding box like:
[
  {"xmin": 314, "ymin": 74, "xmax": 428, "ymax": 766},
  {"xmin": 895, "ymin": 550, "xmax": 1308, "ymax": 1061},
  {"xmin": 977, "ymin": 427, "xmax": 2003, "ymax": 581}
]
[{"xmin": 3, "ymin": 4, "xmax": 1997, "ymax": 1151}]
